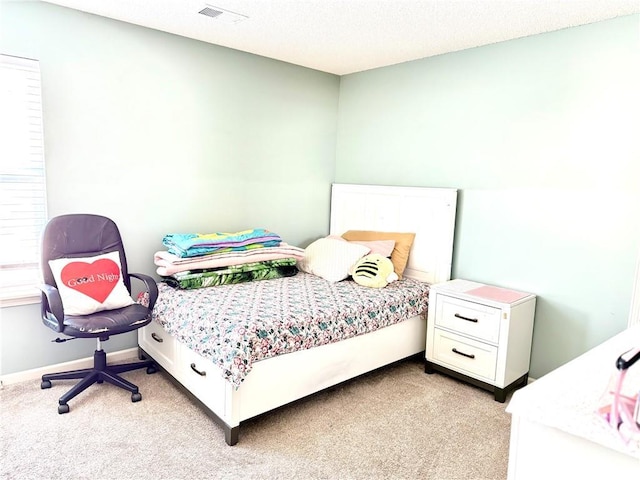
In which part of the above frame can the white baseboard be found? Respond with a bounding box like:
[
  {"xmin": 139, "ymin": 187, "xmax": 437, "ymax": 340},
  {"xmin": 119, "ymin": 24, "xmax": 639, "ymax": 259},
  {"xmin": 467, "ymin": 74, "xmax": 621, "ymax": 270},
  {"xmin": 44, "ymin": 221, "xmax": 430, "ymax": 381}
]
[
  {"xmin": 1, "ymin": 348, "xmax": 538, "ymax": 389},
  {"xmin": 0, "ymin": 347, "xmax": 139, "ymax": 387}
]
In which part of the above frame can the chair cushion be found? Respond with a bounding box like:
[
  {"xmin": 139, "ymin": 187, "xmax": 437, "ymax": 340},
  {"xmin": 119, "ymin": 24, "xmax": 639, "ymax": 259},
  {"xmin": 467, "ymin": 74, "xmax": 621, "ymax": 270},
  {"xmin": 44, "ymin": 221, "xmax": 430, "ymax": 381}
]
[
  {"xmin": 62, "ymin": 303, "xmax": 152, "ymax": 338},
  {"xmin": 48, "ymin": 251, "xmax": 134, "ymax": 316}
]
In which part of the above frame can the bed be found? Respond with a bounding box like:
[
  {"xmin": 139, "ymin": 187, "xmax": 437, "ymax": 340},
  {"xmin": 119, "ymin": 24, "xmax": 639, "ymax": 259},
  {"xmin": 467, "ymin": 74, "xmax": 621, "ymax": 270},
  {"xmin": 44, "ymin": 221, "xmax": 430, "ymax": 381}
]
[{"xmin": 138, "ymin": 183, "xmax": 458, "ymax": 445}]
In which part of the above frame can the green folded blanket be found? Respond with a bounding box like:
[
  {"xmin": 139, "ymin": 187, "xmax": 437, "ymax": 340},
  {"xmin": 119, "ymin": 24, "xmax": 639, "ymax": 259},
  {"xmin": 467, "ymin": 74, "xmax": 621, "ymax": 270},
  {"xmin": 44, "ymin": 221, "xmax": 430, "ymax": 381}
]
[{"xmin": 163, "ymin": 258, "xmax": 298, "ymax": 289}]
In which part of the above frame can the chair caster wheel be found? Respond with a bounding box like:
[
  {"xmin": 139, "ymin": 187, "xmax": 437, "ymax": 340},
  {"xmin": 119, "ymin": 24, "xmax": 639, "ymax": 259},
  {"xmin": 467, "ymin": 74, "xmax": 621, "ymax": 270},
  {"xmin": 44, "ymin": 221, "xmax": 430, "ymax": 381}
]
[
  {"xmin": 58, "ymin": 404, "xmax": 70, "ymax": 414},
  {"xmin": 41, "ymin": 380, "xmax": 52, "ymax": 389},
  {"xmin": 131, "ymin": 392, "xmax": 142, "ymax": 402},
  {"xmin": 146, "ymin": 366, "xmax": 157, "ymax": 374}
]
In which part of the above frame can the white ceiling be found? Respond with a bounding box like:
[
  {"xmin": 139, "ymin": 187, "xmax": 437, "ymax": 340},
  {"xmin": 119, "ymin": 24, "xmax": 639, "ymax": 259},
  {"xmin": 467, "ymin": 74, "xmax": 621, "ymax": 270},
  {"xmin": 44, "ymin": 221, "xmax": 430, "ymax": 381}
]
[{"xmin": 42, "ymin": 0, "xmax": 640, "ymax": 75}]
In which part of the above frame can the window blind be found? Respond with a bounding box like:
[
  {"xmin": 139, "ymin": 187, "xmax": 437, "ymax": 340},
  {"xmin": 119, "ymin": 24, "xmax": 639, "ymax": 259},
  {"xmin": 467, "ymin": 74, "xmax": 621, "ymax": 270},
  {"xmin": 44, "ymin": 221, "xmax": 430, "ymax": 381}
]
[{"xmin": 0, "ymin": 54, "xmax": 47, "ymax": 303}]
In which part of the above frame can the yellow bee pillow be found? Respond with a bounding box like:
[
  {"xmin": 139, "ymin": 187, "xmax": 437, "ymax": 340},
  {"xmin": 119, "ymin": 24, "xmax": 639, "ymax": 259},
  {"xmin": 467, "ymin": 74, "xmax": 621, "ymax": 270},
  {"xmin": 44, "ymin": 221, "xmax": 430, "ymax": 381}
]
[
  {"xmin": 349, "ymin": 254, "xmax": 399, "ymax": 288},
  {"xmin": 341, "ymin": 230, "xmax": 415, "ymax": 279}
]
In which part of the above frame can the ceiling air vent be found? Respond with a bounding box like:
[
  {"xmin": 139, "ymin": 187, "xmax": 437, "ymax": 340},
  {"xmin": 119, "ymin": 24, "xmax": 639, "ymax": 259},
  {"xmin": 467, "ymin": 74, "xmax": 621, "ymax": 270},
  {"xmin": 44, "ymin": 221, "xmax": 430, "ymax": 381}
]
[{"xmin": 198, "ymin": 5, "xmax": 248, "ymax": 24}]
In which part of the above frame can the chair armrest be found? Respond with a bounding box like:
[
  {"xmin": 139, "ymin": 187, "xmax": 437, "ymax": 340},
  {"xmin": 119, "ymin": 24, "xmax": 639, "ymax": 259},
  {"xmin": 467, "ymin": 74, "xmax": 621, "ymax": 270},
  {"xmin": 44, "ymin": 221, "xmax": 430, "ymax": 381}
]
[
  {"xmin": 129, "ymin": 273, "xmax": 159, "ymax": 310},
  {"xmin": 37, "ymin": 283, "xmax": 65, "ymax": 332}
]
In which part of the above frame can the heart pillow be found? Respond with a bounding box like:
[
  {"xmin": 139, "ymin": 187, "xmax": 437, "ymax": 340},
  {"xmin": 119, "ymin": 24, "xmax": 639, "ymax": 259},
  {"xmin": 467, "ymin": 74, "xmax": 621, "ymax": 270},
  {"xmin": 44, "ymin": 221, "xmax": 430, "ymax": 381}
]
[{"xmin": 49, "ymin": 251, "xmax": 134, "ymax": 316}]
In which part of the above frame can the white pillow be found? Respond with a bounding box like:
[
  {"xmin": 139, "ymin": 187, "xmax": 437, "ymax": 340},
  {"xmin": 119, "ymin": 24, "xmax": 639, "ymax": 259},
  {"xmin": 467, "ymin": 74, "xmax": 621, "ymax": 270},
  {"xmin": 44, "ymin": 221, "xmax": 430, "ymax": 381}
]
[
  {"xmin": 297, "ymin": 238, "xmax": 370, "ymax": 282},
  {"xmin": 48, "ymin": 251, "xmax": 135, "ymax": 316}
]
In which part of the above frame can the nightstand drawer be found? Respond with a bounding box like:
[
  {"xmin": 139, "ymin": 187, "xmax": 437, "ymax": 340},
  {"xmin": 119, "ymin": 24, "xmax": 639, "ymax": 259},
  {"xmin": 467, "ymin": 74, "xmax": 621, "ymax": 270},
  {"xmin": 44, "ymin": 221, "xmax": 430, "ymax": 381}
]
[
  {"xmin": 432, "ymin": 329, "xmax": 497, "ymax": 381},
  {"xmin": 436, "ymin": 295, "xmax": 501, "ymax": 343}
]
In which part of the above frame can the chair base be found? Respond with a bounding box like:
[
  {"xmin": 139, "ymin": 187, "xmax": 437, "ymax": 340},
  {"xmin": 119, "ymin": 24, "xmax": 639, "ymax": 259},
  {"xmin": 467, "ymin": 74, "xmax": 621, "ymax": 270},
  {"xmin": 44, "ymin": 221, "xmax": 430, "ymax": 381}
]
[{"xmin": 41, "ymin": 349, "xmax": 156, "ymax": 414}]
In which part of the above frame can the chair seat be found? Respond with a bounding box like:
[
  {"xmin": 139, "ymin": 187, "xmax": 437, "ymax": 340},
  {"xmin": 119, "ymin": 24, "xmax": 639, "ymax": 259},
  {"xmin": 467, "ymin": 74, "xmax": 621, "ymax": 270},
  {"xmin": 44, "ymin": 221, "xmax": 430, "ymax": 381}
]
[{"xmin": 62, "ymin": 303, "xmax": 152, "ymax": 338}]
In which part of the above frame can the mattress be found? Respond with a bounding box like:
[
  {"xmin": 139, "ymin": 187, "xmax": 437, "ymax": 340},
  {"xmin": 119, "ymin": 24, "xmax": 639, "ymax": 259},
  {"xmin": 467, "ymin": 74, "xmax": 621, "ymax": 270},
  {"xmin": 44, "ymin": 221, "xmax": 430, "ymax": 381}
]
[{"xmin": 152, "ymin": 272, "xmax": 430, "ymax": 387}]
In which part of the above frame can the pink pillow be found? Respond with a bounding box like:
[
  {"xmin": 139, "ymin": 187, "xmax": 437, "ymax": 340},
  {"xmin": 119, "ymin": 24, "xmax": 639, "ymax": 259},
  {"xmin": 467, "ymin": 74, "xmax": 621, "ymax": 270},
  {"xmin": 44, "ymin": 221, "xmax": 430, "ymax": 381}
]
[{"xmin": 325, "ymin": 235, "xmax": 395, "ymax": 257}]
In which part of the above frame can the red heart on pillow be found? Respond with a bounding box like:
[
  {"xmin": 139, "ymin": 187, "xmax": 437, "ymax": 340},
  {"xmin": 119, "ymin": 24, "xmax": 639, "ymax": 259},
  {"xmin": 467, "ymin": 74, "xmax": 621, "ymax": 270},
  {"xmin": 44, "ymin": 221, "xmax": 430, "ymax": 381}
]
[{"xmin": 60, "ymin": 259, "xmax": 121, "ymax": 303}]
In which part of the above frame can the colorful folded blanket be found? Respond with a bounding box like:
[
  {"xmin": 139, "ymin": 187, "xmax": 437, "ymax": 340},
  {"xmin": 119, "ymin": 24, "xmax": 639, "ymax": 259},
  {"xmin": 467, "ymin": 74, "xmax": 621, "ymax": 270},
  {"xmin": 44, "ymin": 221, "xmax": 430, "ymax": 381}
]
[{"xmin": 163, "ymin": 228, "xmax": 282, "ymax": 258}]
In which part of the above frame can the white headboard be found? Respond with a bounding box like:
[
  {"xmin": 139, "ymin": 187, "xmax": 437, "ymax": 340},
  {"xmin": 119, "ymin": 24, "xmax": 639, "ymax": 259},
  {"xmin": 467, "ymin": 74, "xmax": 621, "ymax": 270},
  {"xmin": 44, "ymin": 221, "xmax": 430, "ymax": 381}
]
[{"xmin": 329, "ymin": 183, "xmax": 457, "ymax": 284}]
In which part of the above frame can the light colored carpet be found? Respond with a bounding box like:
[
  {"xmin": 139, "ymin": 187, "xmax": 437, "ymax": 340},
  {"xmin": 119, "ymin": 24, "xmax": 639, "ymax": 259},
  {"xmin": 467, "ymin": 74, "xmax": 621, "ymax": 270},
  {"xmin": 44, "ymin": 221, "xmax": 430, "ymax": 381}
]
[{"xmin": 0, "ymin": 356, "xmax": 512, "ymax": 480}]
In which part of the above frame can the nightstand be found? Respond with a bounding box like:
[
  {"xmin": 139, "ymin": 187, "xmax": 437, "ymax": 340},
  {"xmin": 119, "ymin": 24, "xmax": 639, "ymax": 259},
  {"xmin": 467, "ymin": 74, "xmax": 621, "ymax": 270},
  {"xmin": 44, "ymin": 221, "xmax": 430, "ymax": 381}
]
[{"xmin": 425, "ymin": 279, "xmax": 536, "ymax": 402}]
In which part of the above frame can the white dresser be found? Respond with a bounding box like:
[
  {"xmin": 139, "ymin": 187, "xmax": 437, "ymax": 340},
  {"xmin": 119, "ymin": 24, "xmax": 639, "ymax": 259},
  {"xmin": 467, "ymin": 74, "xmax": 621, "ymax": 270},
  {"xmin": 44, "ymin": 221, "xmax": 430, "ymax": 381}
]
[
  {"xmin": 506, "ymin": 325, "xmax": 640, "ymax": 479},
  {"xmin": 425, "ymin": 279, "xmax": 536, "ymax": 402}
]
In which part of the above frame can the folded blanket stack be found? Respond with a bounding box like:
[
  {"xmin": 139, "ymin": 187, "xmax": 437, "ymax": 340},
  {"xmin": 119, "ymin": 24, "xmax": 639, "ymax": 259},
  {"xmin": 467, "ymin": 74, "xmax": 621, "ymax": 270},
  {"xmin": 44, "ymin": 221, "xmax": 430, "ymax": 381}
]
[
  {"xmin": 162, "ymin": 228, "xmax": 283, "ymax": 258},
  {"xmin": 156, "ymin": 228, "xmax": 305, "ymax": 289}
]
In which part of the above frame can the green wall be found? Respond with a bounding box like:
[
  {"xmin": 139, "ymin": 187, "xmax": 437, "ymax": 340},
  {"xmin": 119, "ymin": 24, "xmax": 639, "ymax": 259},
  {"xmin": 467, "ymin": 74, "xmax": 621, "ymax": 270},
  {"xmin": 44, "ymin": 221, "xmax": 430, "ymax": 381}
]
[
  {"xmin": 1, "ymin": 1, "xmax": 638, "ymax": 381},
  {"xmin": 336, "ymin": 14, "xmax": 640, "ymax": 377},
  {"xmin": 0, "ymin": 1, "xmax": 339, "ymax": 373}
]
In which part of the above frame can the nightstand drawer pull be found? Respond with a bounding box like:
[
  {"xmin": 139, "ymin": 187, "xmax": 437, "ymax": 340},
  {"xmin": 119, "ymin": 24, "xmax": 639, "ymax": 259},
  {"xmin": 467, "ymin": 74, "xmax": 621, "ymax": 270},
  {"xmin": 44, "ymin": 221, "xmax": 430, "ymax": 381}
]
[
  {"xmin": 452, "ymin": 348, "xmax": 475, "ymax": 359},
  {"xmin": 190, "ymin": 363, "xmax": 207, "ymax": 376},
  {"xmin": 151, "ymin": 332, "xmax": 164, "ymax": 343},
  {"xmin": 454, "ymin": 313, "xmax": 478, "ymax": 323}
]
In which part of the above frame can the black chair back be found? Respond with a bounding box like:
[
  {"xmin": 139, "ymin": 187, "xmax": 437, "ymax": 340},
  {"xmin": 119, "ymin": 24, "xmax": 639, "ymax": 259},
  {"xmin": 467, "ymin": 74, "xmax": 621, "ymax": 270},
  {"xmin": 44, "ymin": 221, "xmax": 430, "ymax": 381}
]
[{"xmin": 41, "ymin": 214, "xmax": 131, "ymax": 292}]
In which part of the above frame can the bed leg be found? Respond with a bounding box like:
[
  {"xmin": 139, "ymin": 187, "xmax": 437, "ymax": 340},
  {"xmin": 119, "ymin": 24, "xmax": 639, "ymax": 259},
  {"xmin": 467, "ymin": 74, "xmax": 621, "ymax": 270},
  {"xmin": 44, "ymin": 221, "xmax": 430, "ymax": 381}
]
[
  {"xmin": 225, "ymin": 425, "xmax": 239, "ymax": 446},
  {"xmin": 424, "ymin": 360, "xmax": 435, "ymax": 374}
]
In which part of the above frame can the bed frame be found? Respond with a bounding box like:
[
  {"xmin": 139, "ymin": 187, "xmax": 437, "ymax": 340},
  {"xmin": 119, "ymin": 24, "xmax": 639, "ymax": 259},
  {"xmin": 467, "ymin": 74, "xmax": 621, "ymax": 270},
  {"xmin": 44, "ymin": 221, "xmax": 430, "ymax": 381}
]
[{"xmin": 138, "ymin": 183, "xmax": 457, "ymax": 445}]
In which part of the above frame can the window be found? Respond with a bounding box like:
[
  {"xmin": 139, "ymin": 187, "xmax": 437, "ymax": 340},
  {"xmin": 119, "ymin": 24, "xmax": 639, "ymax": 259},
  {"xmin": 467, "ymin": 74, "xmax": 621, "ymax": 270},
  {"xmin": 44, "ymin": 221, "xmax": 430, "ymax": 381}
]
[{"xmin": 0, "ymin": 54, "xmax": 47, "ymax": 307}]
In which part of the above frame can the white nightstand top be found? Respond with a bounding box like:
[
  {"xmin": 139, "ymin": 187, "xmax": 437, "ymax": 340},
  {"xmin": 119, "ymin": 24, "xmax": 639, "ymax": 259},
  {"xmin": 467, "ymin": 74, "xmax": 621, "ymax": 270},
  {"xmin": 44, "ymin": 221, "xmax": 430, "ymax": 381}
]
[{"xmin": 431, "ymin": 279, "xmax": 535, "ymax": 307}]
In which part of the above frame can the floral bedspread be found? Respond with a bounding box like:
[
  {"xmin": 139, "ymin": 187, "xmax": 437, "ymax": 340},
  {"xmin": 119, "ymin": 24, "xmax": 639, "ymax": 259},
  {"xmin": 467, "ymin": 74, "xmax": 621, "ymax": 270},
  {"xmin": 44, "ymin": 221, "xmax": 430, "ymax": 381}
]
[{"xmin": 151, "ymin": 272, "xmax": 430, "ymax": 387}]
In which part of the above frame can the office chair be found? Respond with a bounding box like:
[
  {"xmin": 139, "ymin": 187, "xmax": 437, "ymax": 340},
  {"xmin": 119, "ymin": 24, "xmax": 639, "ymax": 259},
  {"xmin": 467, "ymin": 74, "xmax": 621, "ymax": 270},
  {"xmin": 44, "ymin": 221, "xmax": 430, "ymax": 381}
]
[{"xmin": 38, "ymin": 213, "xmax": 158, "ymax": 414}]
